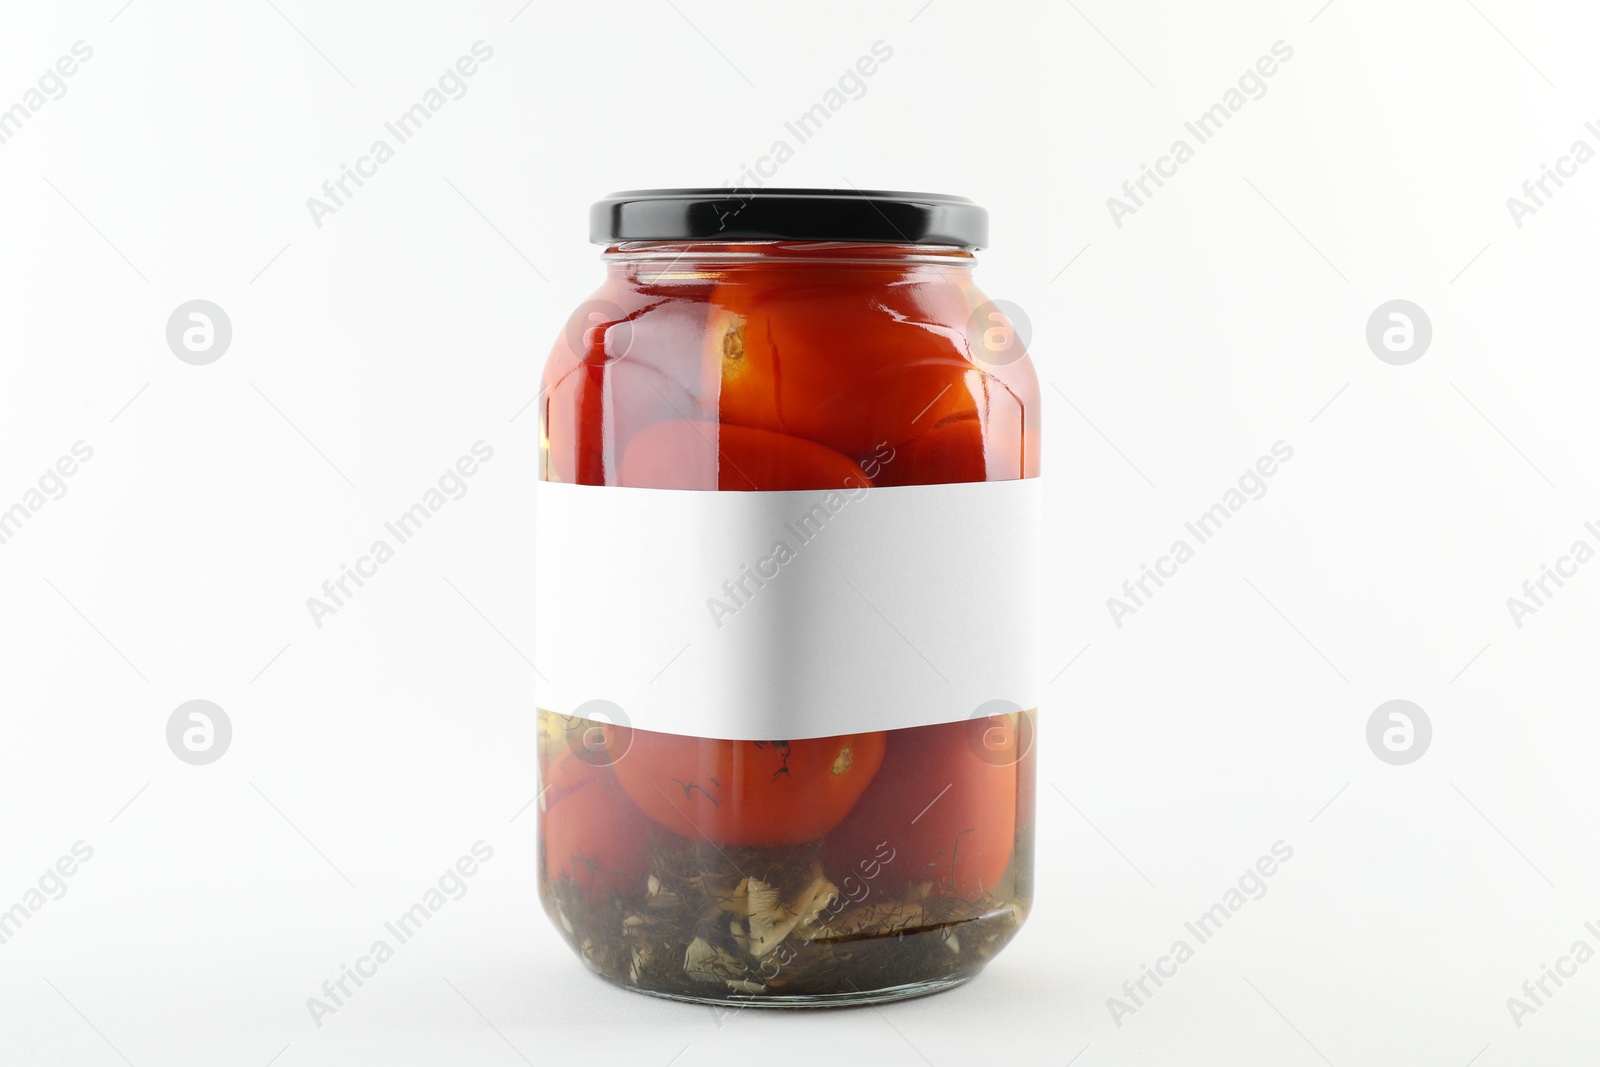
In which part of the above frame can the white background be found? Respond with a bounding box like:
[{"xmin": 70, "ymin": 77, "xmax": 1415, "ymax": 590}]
[{"xmin": 1, "ymin": 0, "xmax": 1596, "ymax": 1064}]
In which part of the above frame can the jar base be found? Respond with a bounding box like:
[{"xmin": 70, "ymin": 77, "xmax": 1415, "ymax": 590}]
[{"xmin": 599, "ymin": 969, "xmax": 979, "ymax": 1009}]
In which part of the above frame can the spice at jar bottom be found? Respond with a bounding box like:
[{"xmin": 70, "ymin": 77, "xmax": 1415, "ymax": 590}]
[{"xmin": 534, "ymin": 189, "xmax": 1040, "ymax": 1006}]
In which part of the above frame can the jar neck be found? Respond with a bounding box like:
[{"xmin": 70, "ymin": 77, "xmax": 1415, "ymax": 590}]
[{"xmin": 601, "ymin": 240, "xmax": 976, "ymax": 282}]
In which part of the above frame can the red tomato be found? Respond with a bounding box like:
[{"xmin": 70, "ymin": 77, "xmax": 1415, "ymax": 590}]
[
  {"xmin": 541, "ymin": 283, "xmax": 718, "ymax": 485},
  {"xmin": 861, "ymin": 375, "xmax": 1039, "ymax": 485},
  {"xmin": 967, "ymin": 366, "xmax": 1039, "ymax": 480},
  {"xmin": 541, "ymin": 771, "xmax": 650, "ymax": 904},
  {"xmin": 822, "ymin": 718, "xmax": 1021, "ymax": 900},
  {"xmin": 707, "ymin": 278, "xmax": 980, "ymax": 458},
  {"xmin": 619, "ymin": 420, "xmax": 869, "ymax": 491},
  {"xmin": 865, "ymin": 417, "xmax": 988, "ymax": 486},
  {"xmin": 607, "ymin": 727, "xmax": 887, "ymax": 848}
]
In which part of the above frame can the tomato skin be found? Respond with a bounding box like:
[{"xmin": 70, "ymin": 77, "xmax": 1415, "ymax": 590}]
[
  {"xmin": 541, "ymin": 283, "xmax": 718, "ymax": 485},
  {"xmin": 607, "ymin": 727, "xmax": 887, "ymax": 848},
  {"xmin": 865, "ymin": 417, "xmax": 988, "ymax": 486},
  {"xmin": 709, "ymin": 279, "xmax": 979, "ymax": 458},
  {"xmin": 822, "ymin": 718, "xmax": 1020, "ymax": 900},
  {"xmin": 620, "ymin": 420, "xmax": 869, "ymax": 492},
  {"xmin": 541, "ymin": 772, "xmax": 650, "ymax": 905}
]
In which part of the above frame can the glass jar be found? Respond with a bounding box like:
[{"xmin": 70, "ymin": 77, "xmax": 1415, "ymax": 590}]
[{"xmin": 534, "ymin": 189, "xmax": 1039, "ymax": 1006}]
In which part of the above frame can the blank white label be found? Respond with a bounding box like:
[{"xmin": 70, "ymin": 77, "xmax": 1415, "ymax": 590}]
[{"xmin": 534, "ymin": 478, "xmax": 1039, "ymax": 741}]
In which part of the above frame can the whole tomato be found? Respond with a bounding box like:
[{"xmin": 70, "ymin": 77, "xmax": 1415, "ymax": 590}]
[
  {"xmin": 707, "ymin": 273, "xmax": 980, "ymax": 458},
  {"xmin": 607, "ymin": 726, "xmax": 887, "ymax": 848},
  {"xmin": 541, "ymin": 770, "xmax": 650, "ymax": 904},
  {"xmin": 541, "ymin": 281, "xmax": 717, "ymax": 485},
  {"xmin": 822, "ymin": 717, "xmax": 1023, "ymax": 900},
  {"xmin": 865, "ymin": 417, "xmax": 988, "ymax": 486}
]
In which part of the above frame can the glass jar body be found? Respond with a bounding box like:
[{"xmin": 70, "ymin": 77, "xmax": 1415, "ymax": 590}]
[{"xmin": 536, "ymin": 241, "xmax": 1039, "ymax": 1005}]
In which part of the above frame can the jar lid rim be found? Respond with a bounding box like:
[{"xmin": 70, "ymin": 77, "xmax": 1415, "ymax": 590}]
[{"xmin": 590, "ymin": 188, "xmax": 988, "ymax": 249}]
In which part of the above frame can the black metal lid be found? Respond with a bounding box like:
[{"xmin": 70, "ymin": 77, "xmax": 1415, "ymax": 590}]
[{"xmin": 590, "ymin": 188, "xmax": 988, "ymax": 248}]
